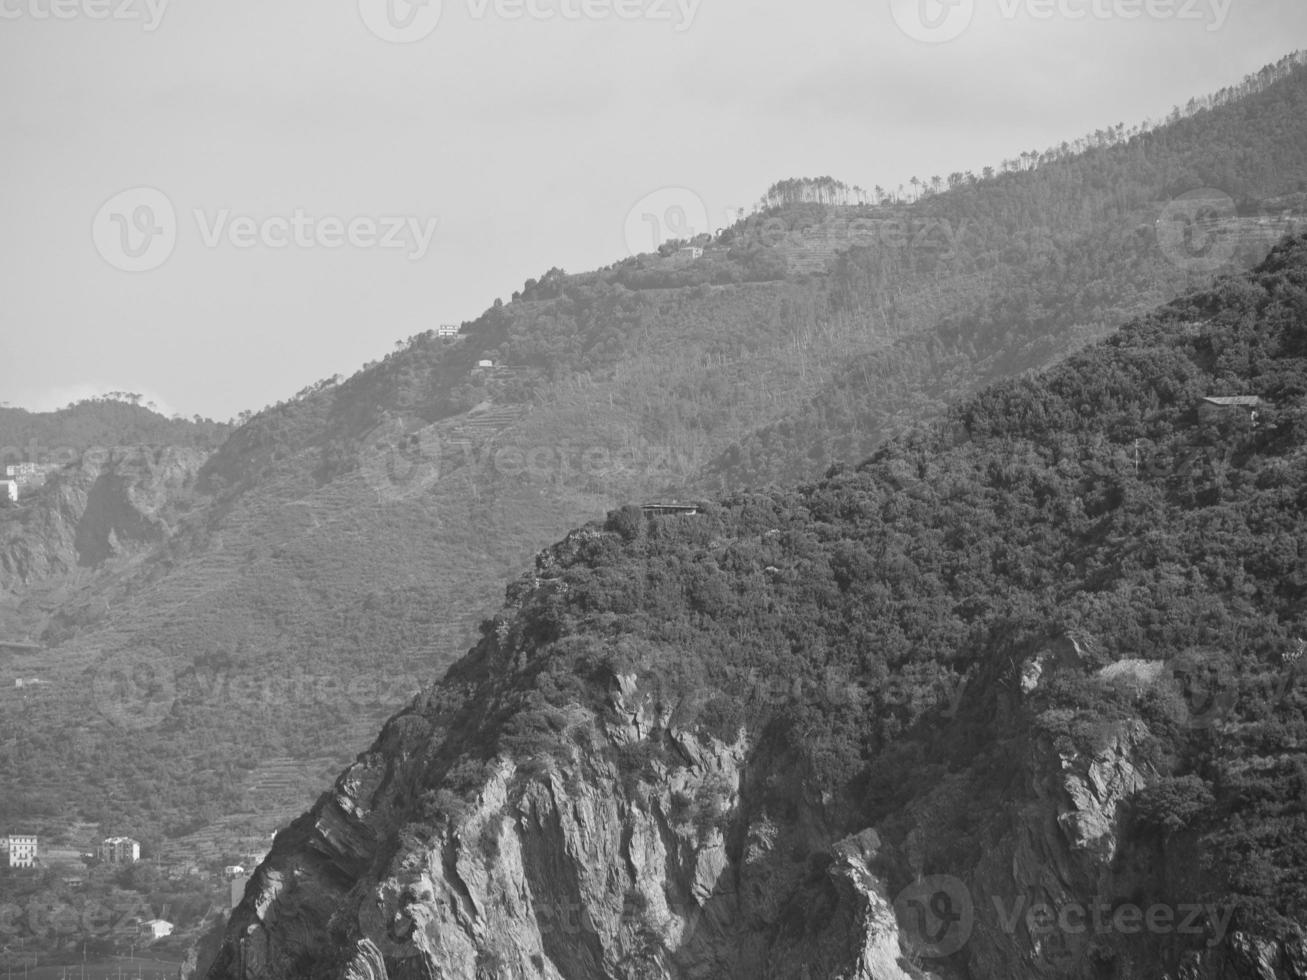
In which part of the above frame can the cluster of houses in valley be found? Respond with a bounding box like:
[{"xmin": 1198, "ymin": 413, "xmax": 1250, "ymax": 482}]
[
  {"xmin": 2, "ymin": 833, "xmax": 180, "ymax": 938},
  {"xmin": 5, "ymin": 832, "xmax": 145, "ymax": 872}
]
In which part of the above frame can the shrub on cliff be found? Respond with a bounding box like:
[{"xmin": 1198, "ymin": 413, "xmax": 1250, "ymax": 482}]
[{"xmin": 1131, "ymin": 775, "xmax": 1216, "ymax": 834}]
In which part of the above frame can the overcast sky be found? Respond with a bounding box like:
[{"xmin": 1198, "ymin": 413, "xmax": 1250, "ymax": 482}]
[{"xmin": 1, "ymin": 0, "xmax": 1305, "ymax": 420}]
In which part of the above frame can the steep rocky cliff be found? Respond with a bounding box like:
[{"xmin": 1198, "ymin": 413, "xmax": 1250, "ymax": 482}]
[
  {"xmin": 207, "ymin": 556, "xmax": 921, "ymax": 980},
  {"xmin": 207, "ymin": 609, "xmax": 1305, "ymax": 980},
  {"xmin": 201, "ymin": 571, "xmax": 1291, "ymax": 980},
  {"xmin": 0, "ymin": 446, "xmax": 205, "ymax": 591},
  {"xmin": 206, "ymin": 238, "xmax": 1307, "ymax": 979}
]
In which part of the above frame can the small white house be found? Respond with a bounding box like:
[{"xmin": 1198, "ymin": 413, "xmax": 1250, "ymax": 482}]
[
  {"xmin": 223, "ymin": 864, "xmax": 246, "ymax": 878},
  {"xmin": 477, "ymin": 360, "xmax": 494, "ymax": 369},
  {"xmin": 436, "ymin": 324, "xmax": 459, "ymax": 338},
  {"xmin": 141, "ymin": 919, "xmax": 174, "ymax": 940},
  {"xmin": 1, "ymin": 480, "xmax": 16, "ymax": 503}
]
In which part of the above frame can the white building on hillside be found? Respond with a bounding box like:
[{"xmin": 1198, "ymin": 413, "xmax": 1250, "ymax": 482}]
[
  {"xmin": 100, "ymin": 836, "xmax": 141, "ymax": 864},
  {"xmin": 7, "ymin": 834, "xmax": 37, "ymax": 868},
  {"xmin": 141, "ymin": 919, "xmax": 173, "ymax": 940},
  {"xmin": 5, "ymin": 463, "xmax": 57, "ymax": 491}
]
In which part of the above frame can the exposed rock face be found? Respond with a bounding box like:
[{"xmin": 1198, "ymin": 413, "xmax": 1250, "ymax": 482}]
[
  {"xmin": 207, "ymin": 609, "xmax": 923, "ymax": 980},
  {"xmin": 205, "ymin": 594, "xmax": 1303, "ymax": 980},
  {"xmin": 948, "ymin": 721, "xmax": 1157, "ymax": 980},
  {"xmin": 0, "ymin": 447, "xmax": 204, "ymax": 590}
]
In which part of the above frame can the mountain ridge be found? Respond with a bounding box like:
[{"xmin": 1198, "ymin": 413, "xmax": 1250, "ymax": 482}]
[
  {"xmin": 205, "ymin": 232, "xmax": 1307, "ymax": 980},
  {"xmin": 3, "ymin": 54, "xmax": 1307, "ymax": 946}
]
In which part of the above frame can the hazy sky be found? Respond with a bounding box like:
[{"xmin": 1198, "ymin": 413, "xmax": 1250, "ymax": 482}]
[{"xmin": 2, "ymin": 0, "xmax": 1306, "ymax": 420}]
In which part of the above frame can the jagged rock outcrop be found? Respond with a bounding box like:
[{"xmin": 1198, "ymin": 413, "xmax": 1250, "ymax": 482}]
[
  {"xmin": 204, "ymin": 591, "xmax": 1305, "ymax": 980},
  {"xmin": 198, "ymin": 501, "xmax": 1307, "ymax": 980},
  {"xmin": 206, "ymin": 550, "xmax": 924, "ymax": 980},
  {"xmin": 0, "ymin": 446, "xmax": 204, "ymax": 590}
]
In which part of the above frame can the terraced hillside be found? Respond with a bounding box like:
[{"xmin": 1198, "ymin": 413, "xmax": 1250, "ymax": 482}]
[{"xmin": 2, "ymin": 52, "xmax": 1306, "ymax": 872}]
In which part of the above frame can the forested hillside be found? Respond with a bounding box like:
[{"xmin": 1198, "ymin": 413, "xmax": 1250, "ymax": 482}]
[
  {"xmin": 0, "ymin": 398, "xmax": 228, "ymax": 463},
  {"xmin": 2, "ymin": 53, "xmax": 1306, "ymax": 917},
  {"xmin": 211, "ymin": 233, "xmax": 1307, "ymax": 980},
  {"xmin": 707, "ymin": 52, "xmax": 1307, "ymax": 485},
  {"xmin": 472, "ymin": 232, "xmax": 1307, "ymax": 930},
  {"xmin": 215, "ymin": 53, "xmax": 1307, "ymax": 497}
]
